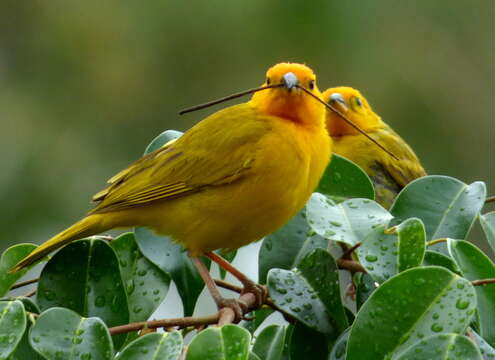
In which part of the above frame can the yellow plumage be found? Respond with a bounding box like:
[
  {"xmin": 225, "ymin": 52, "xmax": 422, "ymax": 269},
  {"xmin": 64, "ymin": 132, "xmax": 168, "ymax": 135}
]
[
  {"xmin": 322, "ymin": 86, "xmax": 426, "ymax": 208},
  {"xmin": 14, "ymin": 63, "xmax": 331, "ymax": 271}
]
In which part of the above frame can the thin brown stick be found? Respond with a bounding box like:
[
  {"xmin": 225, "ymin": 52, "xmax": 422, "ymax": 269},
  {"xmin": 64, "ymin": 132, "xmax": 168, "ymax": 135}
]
[
  {"xmin": 486, "ymin": 195, "xmax": 495, "ymax": 204},
  {"xmin": 296, "ymin": 85, "xmax": 399, "ymax": 161},
  {"xmin": 178, "ymin": 84, "xmax": 282, "ymax": 115},
  {"xmin": 23, "ymin": 289, "xmax": 36, "ymax": 298},
  {"xmin": 472, "ymin": 278, "xmax": 495, "ymax": 286},
  {"xmin": 10, "ymin": 278, "xmax": 39, "ymax": 290}
]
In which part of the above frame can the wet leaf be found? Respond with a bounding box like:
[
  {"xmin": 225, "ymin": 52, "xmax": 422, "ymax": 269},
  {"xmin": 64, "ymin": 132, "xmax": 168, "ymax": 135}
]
[
  {"xmin": 134, "ymin": 227, "xmax": 208, "ymax": 316},
  {"xmin": 30, "ymin": 307, "xmax": 113, "ymax": 360},
  {"xmin": 37, "ymin": 238, "xmax": 129, "ymax": 348},
  {"xmin": 395, "ymin": 333, "xmax": 482, "ymax": 360},
  {"xmin": 316, "ymin": 154, "xmax": 374, "ymax": 202},
  {"xmin": 390, "ymin": 176, "xmax": 486, "ymax": 242},
  {"xmin": 288, "ymin": 322, "xmax": 329, "ymax": 360},
  {"xmin": 357, "ymin": 218, "xmax": 425, "ymax": 283},
  {"xmin": 0, "ymin": 243, "xmax": 38, "ymax": 297},
  {"xmin": 448, "ymin": 239, "xmax": 495, "ymax": 347},
  {"xmin": 252, "ymin": 325, "xmax": 286, "ymax": 360},
  {"xmin": 422, "ymin": 250, "xmax": 460, "ymax": 274},
  {"xmin": 306, "ymin": 194, "xmax": 392, "ymax": 246},
  {"xmin": 328, "ymin": 327, "xmax": 350, "ymax": 360},
  {"xmin": 347, "ymin": 266, "xmax": 476, "ymax": 360},
  {"xmin": 186, "ymin": 324, "xmax": 250, "ymax": 360},
  {"xmin": 267, "ymin": 249, "xmax": 347, "ymax": 336},
  {"xmin": 116, "ymin": 331, "xmax": 183, "ymax": 360},
  {"xmin": 258, "ymin": 210, "xmax": 327, "ymax": 284},
  {"xmin": 0, "ymin": 300, "xmax": 26, "ymax": 359},
  {"xmin": 110, "ymin": 232, "xmax": 171, "ymax": 322},
  {"xmin": 480, "ymin": 212, "xmax": 495, "ymax": 255}
]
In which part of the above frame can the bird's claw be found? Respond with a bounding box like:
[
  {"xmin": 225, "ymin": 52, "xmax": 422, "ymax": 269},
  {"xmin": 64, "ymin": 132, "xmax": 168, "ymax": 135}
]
[
  {"xmin": 217, "ymin": 298, "xmax": 248, "ymax": 323},
  {"xmin": 241, "ymin": 281, "xmax": 268, "ymax": 309}
]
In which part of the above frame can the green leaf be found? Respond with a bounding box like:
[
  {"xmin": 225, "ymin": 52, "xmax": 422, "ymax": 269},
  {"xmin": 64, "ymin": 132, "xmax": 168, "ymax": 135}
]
[
  {"xmin": 144, "ymin": 130, "xmax": 183, "ymax": 155},
  {"xmin": 390, "ymin": 176, "xmax": 486, "ymax": 241},
  {"xmin": 0, "ymin": 243, "xmax": 38, "ymax": 297},
  {"xmin": 328, "ymin": 328, "xmax": 350, "ymax": 360},
  {"xmin": 0, "ymin": 300, "xmax": 26, "ymax": 359},
  {"xmin": 480, "ymin": 212, "xmax": 495, "ymax": 255},
  {"xmin": 448, "ymin": 239, "xmax": 495, "ymax": 346},
  {"xmin": 394, "ymin": 334, "xmax": 482, "ymax": 360},
  {"xmin": 30, "ymin": 307, "xmax": 113, "ymax": 360},
  {"xmin": 422, "ymin": 250, "xmax": 460, "ymax": 274},
  {"xmin": 258, "ymin": 210, "xmax": 327, "ymax": 284},
  {"xmin": 249, "ymin": 353, "xmax": 261, "ymax": 360},
  {"xmin": 252, "ymin": 325, "xmax": 286, "ymax": 360},
  {"xmin": 357, "ymin": 218, "xmax": 426, "ymax": 283},
  {"xmin": 355, "ymin": 273, "xmax": 377, "ymax": 311},
  {"xmin": 470, "ymin": 329, "xmax": 495, "ymax": 360},
  {"xmin": 8, "ymin": 315, "xmax": 43, "ymax": 360},
  {"xmin": 346, "ymin": 266, "xmax": 476, "ymax": 360},
  {"xmin": 110, "ymin": 232, "xmax": 171, "ymax": 322},
  {"xmin": 116, "ymin": 332, "xmax": 183, "ymax": 360},
  {"xmin": 316, "ymin": 154, "xmax": 375, "ymax": 202},
  {"xmin": 134, "ymin": 227, "xmax": 208, "ymax": 316},
  {"xmin": 240, "ymin": 308, "xmax": 274, "ymax": 334},
  {"xmin": 186, "ymin": 324, "xmax": 251, "ymax": 360},
  {"xmin": 267, "ymin": 249, "xmax": 347, "ymax": 336},
  {"xmin": 288, "ymin": 322, "xmax": 329, "ymax": 360},
  {"xmin": 306, "ymin": 194, "xmax": 392, "ymax": 246},
  {"xmin": 37, "ymin": 239, "xmax": 129, "ymax": 348}
]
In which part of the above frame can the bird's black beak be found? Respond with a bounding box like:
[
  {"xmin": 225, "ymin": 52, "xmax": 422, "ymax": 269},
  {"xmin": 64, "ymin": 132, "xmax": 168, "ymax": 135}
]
[
  {"xmin": 282, "ymin": 72, "xmax": 299, "ymax": 91},
  {"xmin": 329, "ymin": 93, "xmax": 349, "ymax": 112}
]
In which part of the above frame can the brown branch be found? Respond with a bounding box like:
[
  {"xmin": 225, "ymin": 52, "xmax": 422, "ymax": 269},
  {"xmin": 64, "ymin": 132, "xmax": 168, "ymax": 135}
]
[
  {"xmin": 337, "ymin": 258, "xmax": 367, "ymax": 273},
  {"xmin": 213, "ymin": 278, "xmax": 295, "ymax": 322},
  {"xmin": 426, "ymin": 238, "xmax": 447, "ymax": 247},
  {"xmin": 341, "ymin": 242, "xmax": 362, "ymax": 259},
  {"xmin": 486, "ymin": 195, "xmax": 495, "ymax": 204},
  {"xmin": 109, "ymin": 292, "xmax": 256, "ymax": 335},
  {"xmin": 23, "ymin": 289, "xmax": 36, "ymax": 298},
  {"xmin": 10, "ymin": 278, "xmax": 39, "ymax": 290},
  {"xmin": 472, "ymin": 278, "xmax": 495, "ymax": 286}
]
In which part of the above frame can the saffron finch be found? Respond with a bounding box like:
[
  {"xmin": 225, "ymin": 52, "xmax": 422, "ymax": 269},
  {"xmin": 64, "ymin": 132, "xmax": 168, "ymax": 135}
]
[
  {"xmin": 322, "ymin": 86, "xmax": 426, "ymax": 208},
  {"xmin": 14, "ymin": 63, "xmax": 331, "ymax": 317}
]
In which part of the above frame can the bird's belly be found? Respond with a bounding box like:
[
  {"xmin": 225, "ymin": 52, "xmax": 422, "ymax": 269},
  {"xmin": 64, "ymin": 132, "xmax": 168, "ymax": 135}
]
[{"xmin": 144, "ymin": 164, "xmax": 310, "ymax": 255}]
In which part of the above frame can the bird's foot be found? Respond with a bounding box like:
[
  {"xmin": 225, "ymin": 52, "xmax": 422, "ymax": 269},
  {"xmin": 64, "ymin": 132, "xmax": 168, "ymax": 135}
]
[
  {"xmin": 216, "ymin": 297, "xmax": 248, "ymax": 323},
  {"xmin": 241, "ymin": 281, "xmax": 268, "ymax": 309}
]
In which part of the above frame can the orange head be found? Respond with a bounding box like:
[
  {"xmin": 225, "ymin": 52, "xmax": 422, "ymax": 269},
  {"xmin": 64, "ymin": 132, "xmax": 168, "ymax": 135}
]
[
  {"xmin": 250, "ymin": 63, "xmax": 325, "ymax": 128},
  {"xmin": 322, "ymin": 87, "xmax": 383, "ymax": 136}
]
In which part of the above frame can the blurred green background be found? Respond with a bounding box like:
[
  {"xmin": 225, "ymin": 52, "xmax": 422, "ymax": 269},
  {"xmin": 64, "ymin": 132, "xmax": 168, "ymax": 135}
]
[{"xmin": 1, "ymin": 1, "xmax": 494, "ymax": 250}]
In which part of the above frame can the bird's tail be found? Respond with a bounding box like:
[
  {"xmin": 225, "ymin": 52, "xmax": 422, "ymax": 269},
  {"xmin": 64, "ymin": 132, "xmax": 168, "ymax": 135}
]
[{"xmin": 11, "ymin": 215, "xmax": 105, "ymax": 272}]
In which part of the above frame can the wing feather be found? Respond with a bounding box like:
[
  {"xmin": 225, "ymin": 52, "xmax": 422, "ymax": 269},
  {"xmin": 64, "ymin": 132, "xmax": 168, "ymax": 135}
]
[{"xmin": 90, "ymin": 104, "xmax": 270, "ymax": 214}]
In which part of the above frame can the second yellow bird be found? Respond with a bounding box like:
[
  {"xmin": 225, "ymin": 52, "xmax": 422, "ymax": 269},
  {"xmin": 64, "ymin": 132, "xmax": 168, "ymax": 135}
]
[{"xmin": 322, "ymin": 87, "xmax": 426, "ymax": 208}]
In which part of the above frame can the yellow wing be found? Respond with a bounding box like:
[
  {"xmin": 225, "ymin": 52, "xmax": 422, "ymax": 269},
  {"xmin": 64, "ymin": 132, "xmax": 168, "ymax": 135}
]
[
  {"xmin": 372, "ymin": 123, "xmax": 426, "ymax": 188},
  {"xmin": 90, "ymin": 103, "xmax": 270, "ymax": 214}
]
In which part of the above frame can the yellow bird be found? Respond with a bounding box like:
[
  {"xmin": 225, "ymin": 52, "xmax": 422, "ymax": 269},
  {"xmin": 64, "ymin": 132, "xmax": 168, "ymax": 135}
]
[
  {"xmin": 322, "ymin": 87, "xmax": 426, "ymax": 208},
  {"xmin": 14, "ymin": 63, "xmax": 331, "ymax": 318}
]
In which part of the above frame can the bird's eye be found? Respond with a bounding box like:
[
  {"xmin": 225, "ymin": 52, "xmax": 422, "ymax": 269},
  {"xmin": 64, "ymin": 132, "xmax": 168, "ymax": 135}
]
[
  {"xmin": 308, "ymin": 80, "xmax": 315, "ymax": 90},
  {"xmin": 354, "ymin": 97, "xmax": 363, "ymax": 107},
  {"xmin": 266, "ymin": 78, "xmax": 271, "ymax": 85}
]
